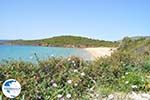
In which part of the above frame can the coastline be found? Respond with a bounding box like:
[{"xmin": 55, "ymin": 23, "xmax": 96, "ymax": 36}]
[
  {"xmin": 84, "ymin": 47, "xmax": 117, "ymax": 58},
  {"xmin": 0, "ymin": 44, "xmax": 117, "ymax": 60}
]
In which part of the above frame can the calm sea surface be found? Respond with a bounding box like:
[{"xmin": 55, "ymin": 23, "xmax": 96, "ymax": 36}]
[{"xmin": 0, "ymin": 45, "xmax": 92, "ymax": 62}]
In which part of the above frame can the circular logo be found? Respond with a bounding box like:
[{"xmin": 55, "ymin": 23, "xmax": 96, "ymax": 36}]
[{"xmin": 2, "ymin": 79, "xmax": 21, "ymax": 98}]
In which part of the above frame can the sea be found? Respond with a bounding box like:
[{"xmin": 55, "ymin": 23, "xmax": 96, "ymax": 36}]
[{"xmin": 0, "ymin": 45, "xmax": 92, "ymax": 62}]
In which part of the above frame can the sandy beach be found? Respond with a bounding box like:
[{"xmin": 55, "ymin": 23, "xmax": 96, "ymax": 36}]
[{"xmin": 84, "ymin": 47, "xmax": 117, "ymax": 58}]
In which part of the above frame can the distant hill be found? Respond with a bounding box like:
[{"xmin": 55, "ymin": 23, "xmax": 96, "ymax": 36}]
[
  {"xmin": 0, "ymin": 40, "xmax": 11, "ymax": 44},
  {"xmin": 130, "ymin": 36, "xmax": 150, "ymax": 40},
  {"xmin": 1, "ymin": 35, "xmax": 118, "ymax": 48},
  {"xmin": 0, "ymin": 40, "xmax": 10, "ymax": 42}
]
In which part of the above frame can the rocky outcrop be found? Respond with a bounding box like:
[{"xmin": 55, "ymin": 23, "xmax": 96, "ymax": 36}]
[{"xmin": 91, "ymin": 92, "xmax": 150, "ymax": 100}]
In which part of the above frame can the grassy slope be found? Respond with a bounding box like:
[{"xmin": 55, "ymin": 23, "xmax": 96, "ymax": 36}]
[
  {"xmin": 4, "ymin": 35, "xmax": 118, "ymax": 48},
  {"xmin": 118, "ymin": 37, "xmax": 150, "ymax": 54}
]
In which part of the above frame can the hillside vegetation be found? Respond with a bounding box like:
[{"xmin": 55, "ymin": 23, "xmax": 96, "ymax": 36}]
[
  {"xmin": 3, "ymin": 36, "xmax": 118, "ymax": 48},
  {"xmin": 0, "ymin": 37, "xmax": 150, "ymax": 99}
]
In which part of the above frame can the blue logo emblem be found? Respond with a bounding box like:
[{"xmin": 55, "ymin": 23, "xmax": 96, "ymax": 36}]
[{"xmin": 2, "ymin": 79, "xmax": 21, "ymax": 98}]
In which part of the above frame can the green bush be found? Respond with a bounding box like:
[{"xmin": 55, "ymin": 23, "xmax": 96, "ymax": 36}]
[{"xmin": 0, "ymin": 37, "xmax": 150, "ymax": 99}]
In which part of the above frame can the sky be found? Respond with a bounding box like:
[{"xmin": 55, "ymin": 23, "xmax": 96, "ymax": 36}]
[{"xmin": 0, "ymin": 0, "xmax": 150, "ymax": 41}]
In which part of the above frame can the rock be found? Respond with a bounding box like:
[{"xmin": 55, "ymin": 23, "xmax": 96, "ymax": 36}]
[
  {"xmin": 127, "ymin": 92, "xmax": 150, "ymax": 100},
  {"xmin": 141, "ymin": 93, "xmax": 150, "ymax": 99},
  {"xmin": 91, "ymin": 92, "xmax": 150, "ymax": 100},
  {"xmin": 108, "ymin": 94, "xmax": 114, "ymax": 100}
]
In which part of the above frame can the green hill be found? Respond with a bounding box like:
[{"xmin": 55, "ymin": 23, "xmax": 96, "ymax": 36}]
[
  {"xmin": 3, "ymin": 35, "xmax": 118, "ymax": 48},
  {"xmin": 118, "ymin": 36, "xmax": 150, "ymax": 55}
]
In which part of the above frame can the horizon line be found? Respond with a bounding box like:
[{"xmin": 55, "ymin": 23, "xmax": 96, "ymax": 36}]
[{"xmin": 0, "ymin": 35, "xmax": 149, "ymax": 41}]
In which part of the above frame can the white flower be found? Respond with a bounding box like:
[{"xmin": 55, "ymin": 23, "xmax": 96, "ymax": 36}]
[
  {"xmin": 67, "ymin": 58, "xmax": 71, "ymax": 61},
  {"xmin": 141, "ymin": 77, "xmax": 144, "ymax": 82},
  {"xmin": 125, "ymin": 81, "xmax": 129, "ymax": 84},
  {"xmin": 57, "ymin": 94, "xmax": 63, "ymax": 98},
  {"xmin": 95, "ymin": 93, "xmax": 99, "ymax": 97},
  {"xmin": 60, "ymin": 97, "xmax": 65, "ymax": 100},
  {"xmin": 73, "ymin": 63, "xmax": 76, "ymax": 66},
  {"xmin": 92, "ymin": 80, "xmax": 96, "ymax": 84},
  {"xmin": 74, "ymin": 83, "xmax": 78, "ymax": 86},
  {"xmin": 51, "ymin": 80, "xmax": 55, "ymax": 83},
  {"xmin": 72, "ymin": 60, "xmax": 75, "ymax": 63},
  {"xmin": 81, "ymin": 72, "xmax": 85, "ymax": 76},
  {"xmin": 52, "ymin": 83, "xmax": 57, "ymax": 87},
  {"xmin": 122, "ymin": 76, "xmax": 125, "ymax": 79},
  {"xmin": 131, "ymin": 85, "xmax": 138, "ymax": 89},
  {"xmin": 89, "ymin": 93, "xmax": 94, "ymax": 97},
  {"xmin": 73, "ymin": 69, "xmax": 78, "ymax": 73},
  {"xmin": 108, "ymin": 94, "xmax": 114, "ymax": 99},
  {"xmin": 125, "ymin": 72, "xmax": 129, "ymax": 75},
  {"xmin": 67, "ymin": 80, "xmax": 72, "ymax": 84},
  {"xmin": 66, "ymin": 94, "xmax": 71, "ymax": 98},
  {"xmin": 89, "ymin": 87, "xmax": 94, "ymax": 91}
]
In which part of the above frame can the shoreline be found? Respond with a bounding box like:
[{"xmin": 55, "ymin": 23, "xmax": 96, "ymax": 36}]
[
  {"xmin": 84, "ymin": 47, "xmax": 117, "ymax": 58},
  {"xmin": 0, "ymin": 44, "xmax": 117, "ymax": 60}
]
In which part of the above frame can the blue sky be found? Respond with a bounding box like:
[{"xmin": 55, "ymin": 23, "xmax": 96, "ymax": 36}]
[{"xmin": 0, "ymin": 0, "xmax": 150, "ymax": 41}]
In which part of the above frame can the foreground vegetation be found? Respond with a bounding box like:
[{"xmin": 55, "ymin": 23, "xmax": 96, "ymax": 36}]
[
  {"xmin": 0, "ymin": 37, "xmax": 150, "ymax": 99},
  {"xmin": 2, "ymin": 35, "xmax": 118, "ymax": 48}
]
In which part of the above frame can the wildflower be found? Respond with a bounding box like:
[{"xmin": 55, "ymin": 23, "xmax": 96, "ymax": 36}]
[
  {"xmin": 125, "ymin": 81, "xmax": 129, "ymax": 84},
  {"xmin": 67, "ymin": 58, "xmax": 71, "ymax": 61},
  {"xmin": 122, "ymin": 76, "xmax": 125, "ymax": 79},
  {"xmin": 67, "ymin": 80, "xmax": 72, "ymax": 84},
  {"xmin": 141, "ymin": 77, "xmax": 144, "ymax": 82},
  {"xmin": 108, "ymin": 94, "xmax": 114, "ymax": 100},
  {"xmin": 73, "ymin": 69, "xmax": 78, "ymax": 73},
  {"xmin": 95, "ymin": 93, "xmax": 99, "ymax": 97},
  {"xmin": 92, "ymin": 80, "xmax": 96, "ymax": 84},
  {"xmin": 81, "ymin": 72, "xmax": 85, "ymax": 76},
  {"xmin": 74, "ymin": 83, "xmax": 78, "ymax": 86},
  {"xmin": 66, "ymin": 94, "xmax": 71, "ymax": 98},
  {"xmin": 52, "ymin": 83, "xmax": 57, "ymax": 87},
  {"xmin": 51, "ymin": 80, "xmax": 55, "ymax": 83},
  {"xmin": 73, "ymin": 63, "xmax": 76, "ymax": 66},
  {"xmin": 131, "ymin": 85, "xmax": 138, "ymax": 89},
  {"xmin": 60, "ymin": 97, "xmax": 65, "ymax": 100},
  {"xmin": 125, "ymin": 72, "xmax": 129, "ymax": 75},
  {"xmin": 57, "ymin": 94, "xmax": 63, "ymax": 98},
  {"xmin": 89, "ymin": 93, "xmax": 94, "ymax": 97},
  {"xmin": 89, "ymin": 87, "xmax": 94, "ymax": 91},
  {"xmin": 72, "ymin": 60, "xmax": 75, "ymax": 63}
]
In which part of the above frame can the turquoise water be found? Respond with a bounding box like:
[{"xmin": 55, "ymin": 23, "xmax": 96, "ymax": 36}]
[{"xmin": 0, "ymin": 45, "xmax": 92, "ymax": 61}]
